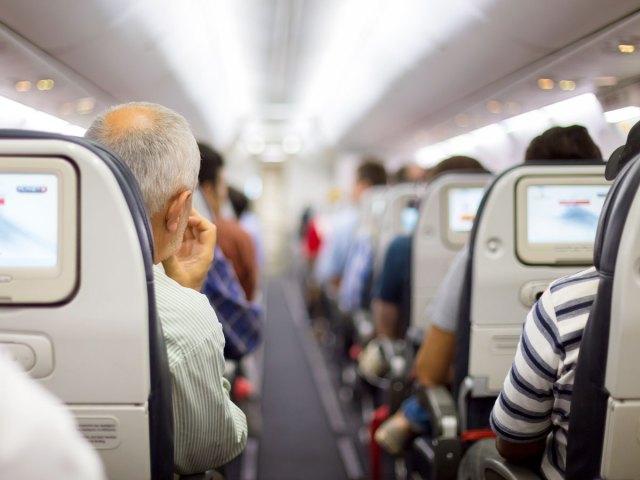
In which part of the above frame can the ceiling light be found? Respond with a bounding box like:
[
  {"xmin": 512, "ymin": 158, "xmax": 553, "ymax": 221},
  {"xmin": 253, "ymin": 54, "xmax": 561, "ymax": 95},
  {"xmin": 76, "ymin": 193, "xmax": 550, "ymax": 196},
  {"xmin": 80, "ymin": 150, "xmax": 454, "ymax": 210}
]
[
  {"xmin": 558, "ymin": 80, "xmax": 576, "ymax": 91},
  {"xmin": 76, "ymin": 97, "xmax": 95, "ymax": 114},
  {"xmin": 595, "ymin": 76, "xmax": 618, "ymax": 88},
  {"xmin": 604, "ymin": 106, "xmax": 640, "ymax": 124},
  {"xmin": 506, "ymin": 102, "xmax": 521, "ymax": 115},
  {"xmin": 36, "ymin": 79, "xmax": 55, "ymax": 91},
  {"xmin": 486, "ymin": 100, "xmax": 502, "ymax": 114},
  {"xmin": 61, "ymin": 102, "xmax": 75, "ymax": 116},
  {"xmin": 454, "ymin": 113, "xmax": 470, "ymax": 128},
  {"xmin": 537, "ymin": 78, "xmax": 554, "ymax": 90},
  {"xmin": 618, "ymin": 44, "xmax": 635, "ymax": 54},
  {"xmin": 15, "ymin": 80, "xmax": 31, "ymax": 92},
  {"xmin": 281, "ymin": 135, "xmax": 302, "ymax": 155},
  {"xmin": 245, "ymin": 137, "xmax": 266, "ymax": 155}
]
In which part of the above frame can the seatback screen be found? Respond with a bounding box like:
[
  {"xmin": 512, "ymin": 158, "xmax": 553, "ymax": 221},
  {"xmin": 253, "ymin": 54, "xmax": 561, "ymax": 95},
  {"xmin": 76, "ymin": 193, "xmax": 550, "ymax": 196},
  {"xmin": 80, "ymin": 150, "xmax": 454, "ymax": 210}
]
[
  {"xmin": 0, "ymin": 173, "xmax": 58, "ymax": 268},
  {"xmin": 448, "ymin": 187, "xmax": 484, "ymax": 233},
  {"xmin": 401, "ymin": 199, "xmax": 420, "ymax": 234},
  {"xmin": 526, "ymin": 185, "xmax": 608, "ymax": 244},
  {"xmin": 516, "ymin": 175, "xmax": 611, "ymax": 265}
]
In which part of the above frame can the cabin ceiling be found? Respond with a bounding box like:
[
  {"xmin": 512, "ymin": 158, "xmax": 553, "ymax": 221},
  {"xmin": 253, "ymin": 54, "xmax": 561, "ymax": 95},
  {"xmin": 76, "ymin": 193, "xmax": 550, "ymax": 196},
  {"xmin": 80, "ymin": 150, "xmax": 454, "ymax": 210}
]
[{"xmin": 1, "ymin": 0, "xmax": 640, "ymax": 158}]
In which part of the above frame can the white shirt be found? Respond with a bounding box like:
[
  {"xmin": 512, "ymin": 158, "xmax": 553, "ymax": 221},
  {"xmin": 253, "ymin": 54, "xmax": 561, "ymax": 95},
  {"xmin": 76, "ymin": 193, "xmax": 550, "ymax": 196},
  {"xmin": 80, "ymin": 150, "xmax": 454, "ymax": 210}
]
[{"xmin": 0, "ymin": 349, "xmax": 106, "ymax": 480}]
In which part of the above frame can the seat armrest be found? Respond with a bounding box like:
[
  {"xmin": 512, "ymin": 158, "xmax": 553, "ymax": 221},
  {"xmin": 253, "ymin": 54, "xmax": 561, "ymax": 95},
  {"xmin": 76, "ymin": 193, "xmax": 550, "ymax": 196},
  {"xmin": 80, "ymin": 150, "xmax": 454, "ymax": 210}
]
[
  {"xmin": 417, "ymin": 385, "xmax": 458, "ymax": 438},
  {"xmin": 482, "ymin": 456, "xmax": 543, "ymax": 480}
]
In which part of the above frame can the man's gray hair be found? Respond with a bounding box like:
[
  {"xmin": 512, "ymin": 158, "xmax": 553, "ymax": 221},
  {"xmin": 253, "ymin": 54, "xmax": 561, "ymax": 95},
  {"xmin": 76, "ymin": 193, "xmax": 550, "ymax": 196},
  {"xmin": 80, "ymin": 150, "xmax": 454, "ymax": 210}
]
[{"xmin": 85, "ymin": 102, "xmax": 200, "ymax": 215}]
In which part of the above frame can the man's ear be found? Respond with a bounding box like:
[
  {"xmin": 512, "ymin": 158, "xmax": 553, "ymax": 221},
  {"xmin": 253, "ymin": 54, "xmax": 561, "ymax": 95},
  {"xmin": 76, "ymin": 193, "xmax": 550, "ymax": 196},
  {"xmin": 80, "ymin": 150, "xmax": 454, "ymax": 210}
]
[{"xmin": 165, "ymin": 190, "xmax": 192, "ymax": 233}]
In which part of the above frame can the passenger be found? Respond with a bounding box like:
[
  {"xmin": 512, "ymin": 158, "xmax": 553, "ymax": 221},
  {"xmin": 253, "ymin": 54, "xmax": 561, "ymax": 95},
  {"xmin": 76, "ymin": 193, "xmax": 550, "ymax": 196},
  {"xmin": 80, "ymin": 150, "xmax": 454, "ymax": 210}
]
[
  {"xmin": 367, "ymin": 156, "xmax": 487, "ymax": 343},
  {"xmin": 86, "ymin": 102, "xmax": 247, "ymax": 474},
  {"xmin": 392, "ymin": 162, "xmax": 427, "ymax": 183},
  {"xmin": 489, "ymin": 124, "xmax": 633, "ymax": 479},
  {"xmin": 314, "ymin": 158, "xmax": 387, "ymax": 289},
  {"xmin": 198, "ymin": 143, "xmax": 258, "ymax": 300},
  {"xmin": 374, "ymin": 125, "xmax": 603, "ymax": 460},
  {"xmin": 228, "ymin": 185, "xmax": 265, "ymax": 271},
  {"xmin": 0, "ymin": 348, "xmax": 106, "ymax": 480}
]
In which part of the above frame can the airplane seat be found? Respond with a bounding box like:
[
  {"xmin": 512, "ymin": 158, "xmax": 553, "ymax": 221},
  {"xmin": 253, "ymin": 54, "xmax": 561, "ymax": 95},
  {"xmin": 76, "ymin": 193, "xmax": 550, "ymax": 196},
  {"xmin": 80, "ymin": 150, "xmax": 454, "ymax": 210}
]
[
  {"xmin": 410, "ymin": 161, "xmax": 609, "ymax": 479},
  {"xmin": 565, "ymin": 153, "xmax": 640, "ymax": 480},
  {"xmin": 410, "ymin": 172, "xmax": 492, "ymax": 336},
  {"xmin": 374, "ymin": 183, "xmax": 422, "ymax": 277},
  {"xmin": 0, "ymin": 130, "xmax": 211, "ymax": 480}
]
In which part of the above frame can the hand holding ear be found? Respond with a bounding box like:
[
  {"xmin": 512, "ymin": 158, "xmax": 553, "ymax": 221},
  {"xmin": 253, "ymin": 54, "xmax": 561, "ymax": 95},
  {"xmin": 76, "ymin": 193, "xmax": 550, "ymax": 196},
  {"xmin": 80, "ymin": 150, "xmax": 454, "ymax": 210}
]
[{"xmin": 163, "ymin": 209, "xmax": 216, "ymax": 291}]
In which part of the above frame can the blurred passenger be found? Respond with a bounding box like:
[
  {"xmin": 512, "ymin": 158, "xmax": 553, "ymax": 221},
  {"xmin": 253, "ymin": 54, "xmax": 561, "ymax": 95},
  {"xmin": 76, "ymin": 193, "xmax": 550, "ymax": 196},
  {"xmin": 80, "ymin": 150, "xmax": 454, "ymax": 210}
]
[
  {"xmin": 228, "ymin": 186, "xmax": 265, "ymax": 271},
  {"xmin": 194, "ymin": 147, "xmax": 262, "ymax": 360},
  {"xmin": 489, "ymin": 125, "xmax": 630, "ymax": 479},
  {"xmin": 314, "ymin": 158, "xmax": 387, "ymax": 289},
  {"xmin": 86, "ymin": 102, "xmax": 247, "ymax": 473},
  {"xmin": 525, "ymin": 124, "xmax": 602, "ymax": 161},
  {"xmin": 368, "ymin": 156, "xmax": 487, "ymax": 343},
  {"xmin": 392, "ymin": 162, "xmax": 427, "ymax": 183},
  {"xmin": 0, "ymin": 349, "xmax": 106, "ymax": 480},
  {"xmin": 198, "ymin": 143, "xmax": 258, "ymax": 300},
  {"xmin": 375, "ymin": 125, "xmax": 603, "ymax": 461}
]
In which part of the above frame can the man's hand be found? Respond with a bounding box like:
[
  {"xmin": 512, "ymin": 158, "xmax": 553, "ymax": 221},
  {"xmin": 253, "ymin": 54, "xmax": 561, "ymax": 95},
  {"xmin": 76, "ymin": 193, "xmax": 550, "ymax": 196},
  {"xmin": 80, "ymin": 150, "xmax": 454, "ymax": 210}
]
[{"xmin": 162, "ymin": 209, "xmax": 216, "ymax": 291}]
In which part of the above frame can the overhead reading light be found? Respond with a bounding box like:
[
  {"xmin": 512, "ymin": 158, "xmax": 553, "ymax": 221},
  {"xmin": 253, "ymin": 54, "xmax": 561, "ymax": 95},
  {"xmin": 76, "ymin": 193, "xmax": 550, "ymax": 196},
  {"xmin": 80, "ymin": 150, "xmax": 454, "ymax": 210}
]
[
  {"xmin": 36, "ymin": 79, "xmax": 55, "ymax": 91},
  {"xmin": 537, "ymin": 78, "xmax": 554, "ymax": 90},
  {"xmin": 486, "ymin": 100, "xmax": 502, "ymax": 114},
  {"xmin": 15, "ymin": 80, "xmax": 31, "ymax": 92},
  {"xmin": 618, "ymin": 44, "xmax": 635, "ymax": 54},
  {"xmin": 506, "ymin": 101, "xmax": 521, "ymax": 115},
  {"xmin": 604, "ymin": 106, "xmax": 640, "ymax": 124},
  {"xmin": 455, "ymin": 113, "xmax": 470, "ymax": 128},
  {"xmin": 559, "ymin": 80, "xmax": 576, "ymax": 91},
  {"xmin": 595, "ymin": 76, "xmax": 618, "ymax": 88},
  {"xmin": 76, "ymin": 97, "xmax": 95, "ymax": 114}
]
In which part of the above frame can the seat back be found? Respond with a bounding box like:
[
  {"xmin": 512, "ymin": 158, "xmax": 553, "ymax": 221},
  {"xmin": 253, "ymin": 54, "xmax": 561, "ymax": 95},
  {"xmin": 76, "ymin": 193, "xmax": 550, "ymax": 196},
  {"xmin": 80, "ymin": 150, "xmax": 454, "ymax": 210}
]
[
  {"xmin": 0, "ymin": 131, "xmax": 173, "ymax": 480},
  {"xmin": 411, "ymin": 172, "xmax": 491, "ymax": 330},
  {"xmin": 374, "ymin": 183, "xmax": 422, "ymax": 275},
  {"xmin": 566, "ymin": 154, "xmax": 640, "ymax": 479},
  {"xmin": 456, "ymin": 162, "xmax": 609, "ymax": 430}
]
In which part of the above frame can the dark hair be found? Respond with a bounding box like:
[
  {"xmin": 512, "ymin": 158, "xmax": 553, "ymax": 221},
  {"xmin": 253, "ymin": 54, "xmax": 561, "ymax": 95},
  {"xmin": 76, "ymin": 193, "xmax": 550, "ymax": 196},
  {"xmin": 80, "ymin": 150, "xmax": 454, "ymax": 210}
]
[
  {"xmin": 197, "ymin": 141, "xmax": 225, "ymax": 186},
  {"xmin": 429, "ymin": 155, "xmax": 488, "ymax": 177},
  {"xmin": 524, "ymin": 125, "xmax": 602, "ymax": 162},
  {"xmin": 356, "ymin": 158, "xmax": 387, "ymax": 186},
  {"xmin": 228, "ymin": 186, "xmax": 249, "ymax": 218}
]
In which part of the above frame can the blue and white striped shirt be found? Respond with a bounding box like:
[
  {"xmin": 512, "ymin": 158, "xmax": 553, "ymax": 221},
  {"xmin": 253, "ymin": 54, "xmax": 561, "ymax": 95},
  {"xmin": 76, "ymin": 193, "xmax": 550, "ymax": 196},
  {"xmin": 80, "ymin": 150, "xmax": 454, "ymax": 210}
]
[{"xmin": 490, "ymin": 267, "xmax": 599, "ymax": 480}]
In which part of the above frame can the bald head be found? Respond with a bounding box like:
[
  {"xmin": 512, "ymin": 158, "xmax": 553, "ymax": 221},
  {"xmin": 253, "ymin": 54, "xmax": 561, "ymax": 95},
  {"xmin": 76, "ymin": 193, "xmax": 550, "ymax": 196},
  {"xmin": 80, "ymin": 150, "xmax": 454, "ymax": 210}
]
[{"xmin": 86, "ymin": 102, "xmax": 199, "ymax": 216}]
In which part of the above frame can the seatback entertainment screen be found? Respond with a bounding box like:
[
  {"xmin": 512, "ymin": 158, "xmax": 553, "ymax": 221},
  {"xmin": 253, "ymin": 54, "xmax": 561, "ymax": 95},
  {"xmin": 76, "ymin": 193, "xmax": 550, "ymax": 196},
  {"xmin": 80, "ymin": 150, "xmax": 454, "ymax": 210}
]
[
  {"xmin": 516, "ymin": 175, "xmax": 611, "ymax": 265},
  {"xmin": 0, "ymin": 173, "xmax": 58, "ymax": 268},
  {"xmin": 448, "ymin": 187, "xmax": 484, "ymax": 233},
  {"xmin": 526, "ymin": 184, "xmax": 608, "ymax": 244}
]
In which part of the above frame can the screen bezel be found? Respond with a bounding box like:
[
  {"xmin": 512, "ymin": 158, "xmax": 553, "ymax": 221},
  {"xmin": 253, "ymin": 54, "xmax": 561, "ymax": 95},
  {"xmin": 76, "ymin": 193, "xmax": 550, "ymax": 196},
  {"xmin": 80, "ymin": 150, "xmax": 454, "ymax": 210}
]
[
  {"xmin": 515, "ymin": 175, "xmax": 610, "ymax": 266},
  {"xmin": 441, "ymin": 183, "xmax": 485, "ymax": 248},
  {"xmin": 0, "ymin": 156, "xmax": 78, "ymax": 304}
]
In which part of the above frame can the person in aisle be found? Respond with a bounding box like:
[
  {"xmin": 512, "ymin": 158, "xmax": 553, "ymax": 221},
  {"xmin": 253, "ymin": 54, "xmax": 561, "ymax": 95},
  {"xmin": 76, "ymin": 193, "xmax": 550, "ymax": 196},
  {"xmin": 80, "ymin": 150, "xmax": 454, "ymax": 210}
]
[
  {"xmin": 198, "ymin": 142, "xmax": 259, "ymax": 301},
  {"xmin": 313, "ymin": 158, "xmax": 388, "ymax": 289}
]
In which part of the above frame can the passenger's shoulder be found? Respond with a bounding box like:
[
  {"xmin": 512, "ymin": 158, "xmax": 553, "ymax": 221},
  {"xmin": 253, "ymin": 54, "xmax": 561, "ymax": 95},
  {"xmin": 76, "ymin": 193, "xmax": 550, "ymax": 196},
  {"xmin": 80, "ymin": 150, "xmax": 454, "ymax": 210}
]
[{"xmin": 548, "ymin": 266, "xmax": 599, "ymax": 296}]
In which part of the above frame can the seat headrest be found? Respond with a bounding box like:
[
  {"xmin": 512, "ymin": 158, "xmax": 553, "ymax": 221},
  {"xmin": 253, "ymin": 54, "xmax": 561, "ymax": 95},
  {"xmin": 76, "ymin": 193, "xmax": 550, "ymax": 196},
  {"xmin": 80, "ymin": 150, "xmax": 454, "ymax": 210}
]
[{"xmin": 594, "ymin": 154, "xmax": 640, "ymax": 273}]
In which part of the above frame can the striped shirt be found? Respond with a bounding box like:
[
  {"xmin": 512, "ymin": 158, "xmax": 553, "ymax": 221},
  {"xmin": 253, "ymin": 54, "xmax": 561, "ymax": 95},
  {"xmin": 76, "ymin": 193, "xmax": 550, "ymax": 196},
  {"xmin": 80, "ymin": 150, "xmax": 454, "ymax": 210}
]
[
  {"xmin": 490, "ymin": 267, "xmax": 599, "ymax": 480},
  {"xmin": 154, "ymin": 265, "xmax": 247, "ymax": 474}
]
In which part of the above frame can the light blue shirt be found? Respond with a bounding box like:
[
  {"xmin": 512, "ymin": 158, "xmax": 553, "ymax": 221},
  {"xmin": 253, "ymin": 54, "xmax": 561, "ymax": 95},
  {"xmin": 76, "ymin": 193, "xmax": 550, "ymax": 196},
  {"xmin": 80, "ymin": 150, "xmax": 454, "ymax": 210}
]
[{"xmin": 314, "ymin": 205, "xmax": 359, "ymax": 285}]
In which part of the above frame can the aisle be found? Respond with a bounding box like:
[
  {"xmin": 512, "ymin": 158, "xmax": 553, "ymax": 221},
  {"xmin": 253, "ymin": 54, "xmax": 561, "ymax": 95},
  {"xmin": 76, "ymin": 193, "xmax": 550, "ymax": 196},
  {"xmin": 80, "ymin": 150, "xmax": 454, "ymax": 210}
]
[{"xmin": 257, "ymin": 277, "xmax": 349, "ymax": 480}]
